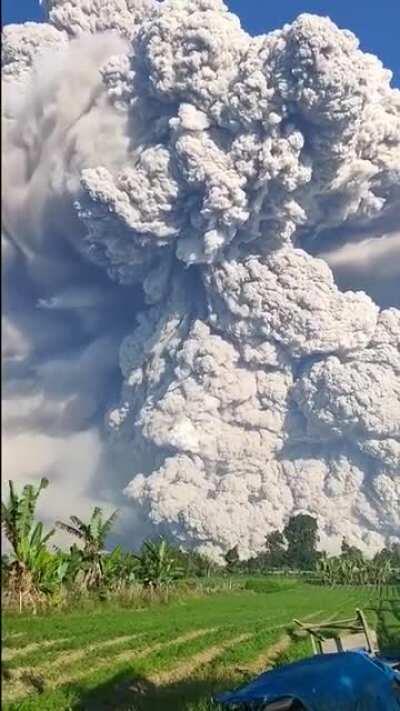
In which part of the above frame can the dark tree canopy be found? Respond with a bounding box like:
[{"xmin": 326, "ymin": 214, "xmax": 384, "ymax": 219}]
[
  {"xmin": 224, "ymin": 544, "xmax": 240, "ymax": 571},
  {"xmin": 341, "ymin": 538, "xmax": 363, "ymax": 561},
  {"xmin": 265, "ymin": 530, "xmax": 287, "ymax": 568},
  {"xmin": 283, "ymin": 514, "xmax": 320, "ymax": 570}
]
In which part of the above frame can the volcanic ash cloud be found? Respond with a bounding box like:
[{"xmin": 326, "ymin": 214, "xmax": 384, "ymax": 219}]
[{"xmin": 2, "ymin": 0, "xmax": 400, "ymax": 559}]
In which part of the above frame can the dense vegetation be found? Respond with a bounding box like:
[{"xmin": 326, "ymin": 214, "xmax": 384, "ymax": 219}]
[
  {"xmin": 2, "ymin": 479, "xmax": 399, "ymax": 709},
  {"xmin": 2, "ymin": 479, "xmax": 399, "ymax": 612},
  {"xmin": 3, "ymin": 582, "xmax": 399, "ymax": 709},
  {"xmin": 225, "ymin": 519, "xmax": 400, "ymax": 589}
]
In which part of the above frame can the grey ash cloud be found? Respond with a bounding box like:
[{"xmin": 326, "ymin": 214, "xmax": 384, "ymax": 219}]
[{"xmin": 2, "ymin": 0, "xmax": 399, "ymax": 558}]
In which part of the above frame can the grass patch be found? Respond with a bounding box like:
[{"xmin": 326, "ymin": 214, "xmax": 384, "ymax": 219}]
[
  {"xmin": 244, "ymin": 577, "xmax": 298, "ymax": 594},
  {"xmin": 2, "ymin": 580, "xmax": 399, "ymax": 710}
]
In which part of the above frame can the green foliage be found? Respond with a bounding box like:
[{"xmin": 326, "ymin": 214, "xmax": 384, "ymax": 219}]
[
  {"xmin": 232, "ymin": 514, "xmax": 321, "ymax": 574},
  {"xmin": 1, "ymin": 478, "xmax": 56, "ymax": 603},
  {"xmin": 265, "ymin": 530, "xmax": 287, "ymax": 568},
  {"xmin": 56, "ymin": 507, "xmax": 119, "ymax": 555},
  {"xmin": 341, "ymin": 538, "xmax": 364, "ymax": 562},
  {"xmin": 374, "ymin": 543, "xmax": 400, "ymax": 570},
  {"xmin": 168, "ymin": 547, "xmax": 222, "ymax": 578},
  {"xmin": 1, "ymin": 478, "xmax": 53, "ymax": 561},
  {"xmin": 56, "ymin": 507, "xmax": 119, "ymax": 589},
  {"xmin": 224, "ymin": 544, "xmax": 240, "ymax": 572},
  {"xmin": 3, "ymin": 582, "xmax": 397, "ymax": 710},
  {"xmin": 135, "ymin": 538, "xmax": 185, "ymax": 589},
  {"xmin": 239, "ymin": 552, "xmax": 269, "ymax": 574},
  {"xmin": 283, "ymin": 514, "xmax": 320, "ymax": 570},
  {"xmin": 101, "ymin": 546, "xmax": 139, "ymax": 588},
  {"xmin": 244, "ymin": 577, "xmax": 297, "ymax": 594},
  {"xmin": 2, "ymin": 477, "xmax": 399, "ymax": 615},
  {"xmin": 316, "ymin": 555, "xmax": 395, "ymax": 588}
]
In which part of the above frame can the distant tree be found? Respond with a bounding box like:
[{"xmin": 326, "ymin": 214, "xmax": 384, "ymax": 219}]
[
  {"xmin": 265, "ymin": 530, "xmax": 287, "ymax": 568},
  {"xmin": 170, "ymin": 547, "xmax": 221, "ymax": 578},
  {"xmin": 374, "ymin": 543, "xmax": 400, "ymax": 569},
  {"xmin": 340, "ymin": 538, "xmax": 364, "ymax": 562},
  {"xmin": 284, "ymin": 514, "xmax": 319, "ymax": 570},
  {"xmin": 245, "ymin": 551, "xmax": 269, "ymax": 574},
  {"xmin": 389, "ymin": 544, "xmax": 400, "ymax": 568},
  {"xmin": 224, "ymin": 544, "xmax": 240, "ymax": 572}
]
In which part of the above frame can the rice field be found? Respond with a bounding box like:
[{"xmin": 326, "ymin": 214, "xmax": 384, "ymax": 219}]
[{"xmin": 2, "ymin": 581, "xmax": 400, "ymax": 710}]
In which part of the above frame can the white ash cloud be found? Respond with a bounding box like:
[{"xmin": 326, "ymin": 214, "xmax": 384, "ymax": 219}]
[
  {"xmin": 41, "ymin": 0, "xmax": 154, "ymax": 39},
  {"xmin": 2, "ymin": 22, "xmax": 67, "ymax": 85},
  {"xmin": 2, "ymin": 0, "xmax": 399, "ymax": 559},
  {"xmin": 204, "ymin": 249, "xmax": 379, "ymax": 358}
]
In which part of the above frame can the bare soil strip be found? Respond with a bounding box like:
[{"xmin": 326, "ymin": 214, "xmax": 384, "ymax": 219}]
[
  {"xmin": 45, "ymin": 633, "xmax": 146, "ymax": 670},
  {"xmin": 110, "ymin": 627, "xmax": 220, "ymax": 667},
  {"xmin": 237, "ymin": 609, "xmax": 325, "ymax": 675},
  {"xmin": 3, "ymin": 638, "xmax": 70, "ymax": 662},
  {"xmin": 2, "ymin": 633, "xmax": 24, "ymax": 641},
  {"xmin": 3, "ymin": 634, "xmax": 144, "ymax": 702},
  {"xmin": 149, "ymin": 632, "xmax": 253, "ymax": 686},
  {"xmin": 4, "ymin": 627, "xmax": 220, "ymax": 702},
  {"xmin": 243, "ymin": 635, "xmax": 291, "ymax": 675}
]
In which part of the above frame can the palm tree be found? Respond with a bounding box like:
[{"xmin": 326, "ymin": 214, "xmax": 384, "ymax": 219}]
[
  {"xmin": 56, "ymin": 507, "xmax": 118, "ymax": 589},
  {"xmin": 1, "ymin": 478, "xmax": 55, "ymax": 609}
]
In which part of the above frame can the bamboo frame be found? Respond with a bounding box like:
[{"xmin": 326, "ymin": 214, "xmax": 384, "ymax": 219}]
[{"xmin": 293, "ymin": 608, "xmax": 378, "ymax": 655}]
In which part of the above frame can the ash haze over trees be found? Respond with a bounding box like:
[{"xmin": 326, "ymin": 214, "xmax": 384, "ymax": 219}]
[{"xmin": 2, "ymin": 0, "xmax": 400, "ymax": 561}]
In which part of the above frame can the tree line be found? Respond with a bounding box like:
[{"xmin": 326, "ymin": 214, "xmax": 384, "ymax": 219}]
[
  {"xmin": 224, "ymin": 513, "xmax": 400, "ymax": 587},
  {"xmin": 2, "ymin": 479, "xmax": 399, "ymax": 611}
]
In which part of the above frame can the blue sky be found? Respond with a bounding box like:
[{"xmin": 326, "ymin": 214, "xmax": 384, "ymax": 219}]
[{"xmin": 2, "ymin": 0, "xmax": 399, "ymax": 85}]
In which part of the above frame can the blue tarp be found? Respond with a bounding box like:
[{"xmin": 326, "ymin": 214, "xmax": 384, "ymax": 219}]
[{"xmin": 215, "ymin": 651, "xmax": 400, "ymax": 710}]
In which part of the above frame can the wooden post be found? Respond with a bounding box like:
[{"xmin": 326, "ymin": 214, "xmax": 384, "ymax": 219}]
[{"xmin": 356, "ymin": 608, "xmax": 375, "ymax": 653}]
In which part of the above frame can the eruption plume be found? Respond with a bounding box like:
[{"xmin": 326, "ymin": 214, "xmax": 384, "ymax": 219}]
[{"xmin": 2, "ymin": 0, "xmax": 399, "ymax": 558}]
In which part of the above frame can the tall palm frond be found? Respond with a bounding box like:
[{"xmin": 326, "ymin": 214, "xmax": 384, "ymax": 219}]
[
  {"xmin": 55, "ymin": 507, "xmax": 119, "ymax": 589},
  {"xmin": 99, "ymin": 510, "xmax": 119, "ymax": 546},
  {"xmin": 1, "ymin": 478, "xmax": 51, "ymax": 557},
  {"xmin": 69, "ymin": 515, "xmax": 88, "ymax": 531},
  {"xmin": 19, "ymin": 479, "xmax": 48, "ymax": 538},
  {"xmin": 1, "ymin": 478, "xmax": 55, "ymax": 607},
  {"xmin": 55, "ymin": 520, "xmax": 86, "ymax": 540}
]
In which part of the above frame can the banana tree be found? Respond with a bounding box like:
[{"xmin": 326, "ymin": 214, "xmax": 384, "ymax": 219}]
[
  {"xmin": 135, "ymin": 538, "xmax": 184, "ymax": 589},
  {"xmin": 101, "ymin": 546, "xmax": 139, "ymax": 590},
  {"xmin": 1, "ymin": 478, "xmax": 55, "ymax": 608},
  {"xmin": 56, "ymin": 507, "xmax": 119, "ymax": 589}
]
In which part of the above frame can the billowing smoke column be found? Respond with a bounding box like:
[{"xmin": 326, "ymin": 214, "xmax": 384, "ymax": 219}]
[{"xmin": 2, "ymin": 0, "xmax": 400, "ymax": 558}]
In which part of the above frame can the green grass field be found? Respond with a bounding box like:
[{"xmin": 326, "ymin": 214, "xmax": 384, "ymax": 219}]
[{"xmin": 3, "ymin": 581, "xmax": 400, "ymax": 710}]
